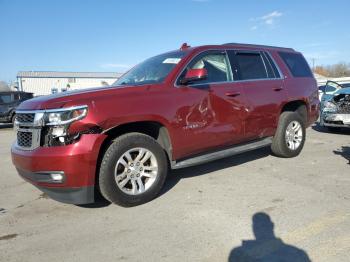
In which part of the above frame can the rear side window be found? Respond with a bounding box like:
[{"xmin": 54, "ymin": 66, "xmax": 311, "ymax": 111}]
[
  {"xmin": 279, "ymin": 52, "xmax": 312, "ymax": 77},
  {"xmin": 234, "ymin": 52, "xmax": 268, "ymax": 80}
]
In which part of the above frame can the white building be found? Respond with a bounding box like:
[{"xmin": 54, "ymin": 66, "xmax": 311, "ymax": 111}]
[
  {"xmin": 17, "ymin": 71, "xmax": 123, "ymax": 96},
  {"xmin": 314, "ymin": 73, "xmax": 350, "ymax": 86}
]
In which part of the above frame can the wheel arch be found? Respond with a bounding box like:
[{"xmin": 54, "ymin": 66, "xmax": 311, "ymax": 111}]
[
  {"xmin": 94, "ymin": 121, "xmax": 173, "ymax": 199},
  {"xmin": 280, "ymin": 100, "xmax": 308, "ymax": 123},
  {"xmin": 102, "ymin": 121, "xmax": 173, "ymax": 158}
]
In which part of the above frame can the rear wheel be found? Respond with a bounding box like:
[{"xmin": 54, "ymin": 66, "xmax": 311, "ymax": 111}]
[
  {"xmin": 98, "ymin": 133, "xmax": 168, "ymax": 207},
  {"xmin": 271, "ymin": 111, "xmax": 306, "ymax": 158}
]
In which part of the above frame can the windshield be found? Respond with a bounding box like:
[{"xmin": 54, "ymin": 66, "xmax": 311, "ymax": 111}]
[
  {"xmin": 0, "ymin": 94, "xmax": 12, "ymax": 104},
  {"xmin": 114, "ymin": 50, "xmax": 187, "ymax": 86}
]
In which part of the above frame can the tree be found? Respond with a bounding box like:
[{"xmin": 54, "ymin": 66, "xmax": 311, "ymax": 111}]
[{"xmin": 313, "ymin": 63, "xmax": 350, "ymax": 77}]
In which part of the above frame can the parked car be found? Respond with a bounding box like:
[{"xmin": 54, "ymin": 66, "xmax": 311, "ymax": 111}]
[
  {"xmin": 0, "ymin": 91, "xmax": 33, "ymax": 124},
  {"xmin": 319, "ymin": 80, "xmax": 350, "ymax": 131},
  {"xmin": 11, "ymin": 43, "xmax": 319, "ymax": 206}
]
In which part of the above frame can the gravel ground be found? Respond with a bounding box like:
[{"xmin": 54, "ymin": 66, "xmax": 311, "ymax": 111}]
[{"xmin": 0, "ymin": 124, "xmax": 350, "ymax": 262}]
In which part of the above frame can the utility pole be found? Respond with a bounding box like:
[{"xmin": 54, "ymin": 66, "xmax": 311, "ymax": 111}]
[{"xmin": 311, "ymin": 58, "xmax": 316, "ymax": 71}]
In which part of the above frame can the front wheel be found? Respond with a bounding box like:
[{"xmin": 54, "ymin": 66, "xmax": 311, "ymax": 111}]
[
  {"xmin": 11, "ymin": 114, "xmax": 16, "ymax": 126},
  {"xmin": 98, "ymin": 133, "xmax": 168, "ymax": 207},
  {"xmin": 271, "ymin": 111, "xmax": 306, "ymax": 158}
]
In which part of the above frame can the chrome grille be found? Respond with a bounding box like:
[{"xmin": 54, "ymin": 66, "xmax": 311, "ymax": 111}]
[
  {"xmin": 16, "ymin": 113, "xmax": 35, "ymax": 123},
  {"xmin": 17, "ymin": 131, "xmax": 33, "ymax": 148},
  {"xmin": 15, "ymin": 111, "xmax": 43, "ymax": 151}
]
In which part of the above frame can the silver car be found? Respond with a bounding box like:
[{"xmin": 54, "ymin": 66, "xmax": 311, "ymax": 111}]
[{"xmin": 319, "ymin": 80, "xmax": 350, "ymax": 131}]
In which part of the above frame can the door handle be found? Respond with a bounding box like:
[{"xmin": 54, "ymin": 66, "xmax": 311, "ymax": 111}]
[
  {"xmin": 273, "ymin": 87, "xmax": 283, "ymax": 92},
  {"xmin": 225, "ymin": 92, "xmax": 241, "ymax": 97}
]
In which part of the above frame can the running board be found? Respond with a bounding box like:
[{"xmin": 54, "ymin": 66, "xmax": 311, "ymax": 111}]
[{"xmin": 171, "ymin": 137, "xmax": 272, "ymax": 169}]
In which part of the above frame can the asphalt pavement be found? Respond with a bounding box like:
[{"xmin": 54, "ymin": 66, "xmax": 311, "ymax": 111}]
[{"xmin": 0, "ymin": 124, "xmax": 350, "ymax": 262}]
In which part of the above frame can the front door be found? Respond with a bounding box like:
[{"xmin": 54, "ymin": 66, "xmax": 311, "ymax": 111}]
[{"xmin": 173, "ymin": 50, "xmax": 247, "ymax": 159}]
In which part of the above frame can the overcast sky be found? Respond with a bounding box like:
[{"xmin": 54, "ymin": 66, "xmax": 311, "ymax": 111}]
[{"xmin": 1, "ymin": 0, "xmax": 349, "ymax": 81}]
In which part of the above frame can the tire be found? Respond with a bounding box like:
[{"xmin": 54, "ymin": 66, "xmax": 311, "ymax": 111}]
[
  {"xmin": 98, "ymin": 133, "xmax": 168, "ymax": 207},
  {"xmin": 271, "ymin": 111, "xmax": 306, "ymax": 158},
  {"xmin": 11, "ymin": 114, "xmax": 16, "ymax": 126}
]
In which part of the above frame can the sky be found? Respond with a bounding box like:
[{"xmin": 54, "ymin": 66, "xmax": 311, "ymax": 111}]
[{"xmin": 1, "ymin": 0, "xmax": 350, "ymax": 82}]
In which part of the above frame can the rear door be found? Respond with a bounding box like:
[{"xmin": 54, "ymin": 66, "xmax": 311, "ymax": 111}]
[{"xmin": 227, "ymin": 50, "xmax": 286, "ymax": 140}]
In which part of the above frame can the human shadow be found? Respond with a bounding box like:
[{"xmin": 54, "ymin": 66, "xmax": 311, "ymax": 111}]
[
  {"xmin": 228, "ymin": 212, "xmax": 311, "ymax": 262},
  {"xmin": 333, "ymin": 146, "xmax": 350, "ymax": 165},
  {"xmin": 160, "ymin": 147, "xmax": 271, "ymax": 196}
]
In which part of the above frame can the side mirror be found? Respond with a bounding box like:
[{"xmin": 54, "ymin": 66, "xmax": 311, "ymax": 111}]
[{"xmin": 180, "ymin": 68, "xmax": 208, "ymax": 85}]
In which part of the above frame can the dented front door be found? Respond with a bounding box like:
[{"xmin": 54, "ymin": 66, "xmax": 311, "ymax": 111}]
[{"xmin": 171, "ymin": 83, "xmax": 246, "ymax": 159}]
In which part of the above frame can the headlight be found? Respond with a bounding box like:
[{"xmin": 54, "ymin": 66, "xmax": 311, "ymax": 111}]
[
  {"xmin": 41, "ymin": 105, "xmax": 88, "ymax": 147},
  {"xmin": 44, "ymin": 105, "xmax": 88, "ymax": 126},
  {"xmin": 323, "ymin": 101, "xmax": 337, "ymax": 112}
]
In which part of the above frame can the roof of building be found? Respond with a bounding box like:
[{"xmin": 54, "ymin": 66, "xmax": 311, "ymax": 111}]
[{"xmin": 17, "ymin": 71, "xmax": 123, "ymax": 79}]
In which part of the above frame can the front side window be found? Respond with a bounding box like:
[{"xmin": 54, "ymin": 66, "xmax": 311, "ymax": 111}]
[
  {"xmin": 234, "ymin": 52, "xmax": 268, "ymax": 80},
  {"xmin": 178, "ymin": 52, "xmax": 232, "ymax": 85},
  {"xmin": 114, "ymin": 50, "xmax": 187, "ymax": 86}
]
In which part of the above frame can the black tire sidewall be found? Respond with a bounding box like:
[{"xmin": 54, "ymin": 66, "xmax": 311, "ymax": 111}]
[{"xmin": 99, "ymin": 133, "xmax": 168, "ymax": 207}]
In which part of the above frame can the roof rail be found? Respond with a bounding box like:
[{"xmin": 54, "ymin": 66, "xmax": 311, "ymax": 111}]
[{"xmin": 222, "ymin": 43, "xmax": 294, "ymax": 51}]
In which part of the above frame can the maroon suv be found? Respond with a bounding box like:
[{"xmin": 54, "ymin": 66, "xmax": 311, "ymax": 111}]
[{"xmin": 11, "ymin": 43, "xmax": 319, "ymax": 206}]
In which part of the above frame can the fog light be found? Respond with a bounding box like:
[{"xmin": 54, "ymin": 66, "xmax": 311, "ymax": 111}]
[{"xmin": 50, "ymin": 173, "xmax": 64, "ymax": 182}]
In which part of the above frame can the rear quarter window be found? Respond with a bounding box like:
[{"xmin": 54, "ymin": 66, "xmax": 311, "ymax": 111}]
[{"xmin": 279, "ymin": 52, "xmax": 313, "ymax": 78}]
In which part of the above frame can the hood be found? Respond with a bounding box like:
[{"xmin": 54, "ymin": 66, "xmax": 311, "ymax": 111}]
[
  {"xmin": 17, "ymin": 85, "xmax": 150, "ymax": 111},
  {"xmin": 334, "ymin": 87, "xmax": 350, "ymax": 95},
  {"xmin": 322, "ymin": 87, "xmax": 350, "ymax": 103}
]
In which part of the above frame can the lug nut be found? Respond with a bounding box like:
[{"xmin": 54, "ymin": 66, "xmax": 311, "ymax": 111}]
[
  {"xmin": 136, "ymin": 162, "xmax": 140, "ymax": 166},
  {"xmin": 140, "ymin": 167, "xmax": 143, "ymax": 171},
  {"xmin": 130, "ymin": 163, "xmax": 134, "ymax": 167},
  {"xmin": 127, "ymin": 169, "xmax": 131, "ymax": 173}
]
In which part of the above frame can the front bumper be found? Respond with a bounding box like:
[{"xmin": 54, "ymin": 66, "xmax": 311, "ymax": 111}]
[
  {"xmin": 321, "ymin": 112, "xmax": 350, "ymax": 127},
  {"xmin": 11, "ymin": 134, "xmax": 107, "ymax": 204}
]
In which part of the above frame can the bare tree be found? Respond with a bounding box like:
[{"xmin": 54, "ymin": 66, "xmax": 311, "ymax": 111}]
[{"xmin": 313, "ymin": 63, "xmax": 350, "ymax": 77}]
